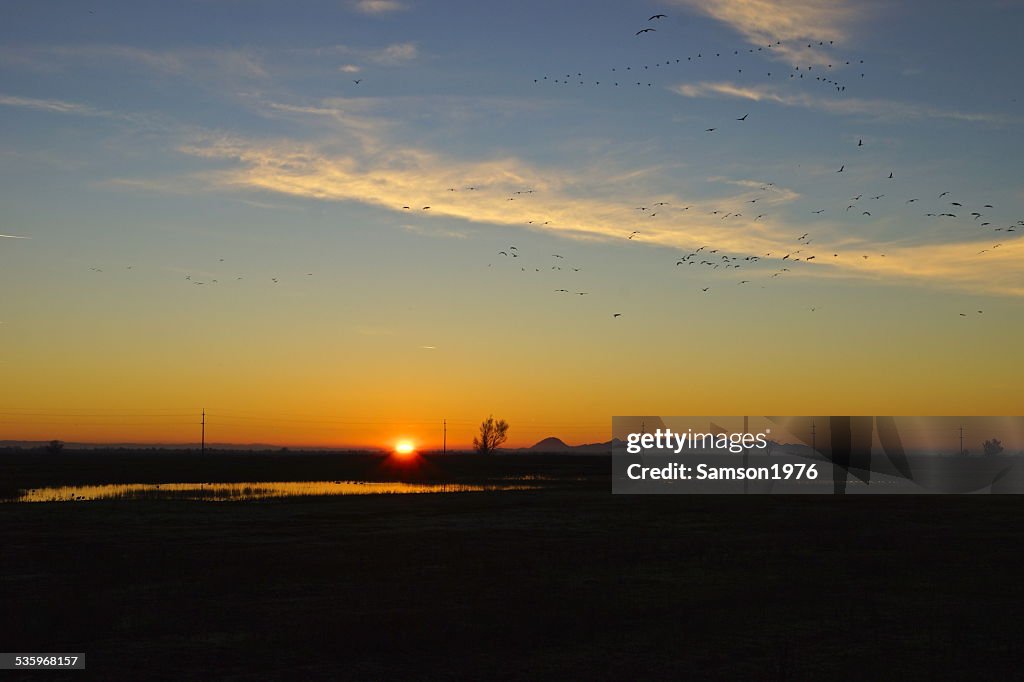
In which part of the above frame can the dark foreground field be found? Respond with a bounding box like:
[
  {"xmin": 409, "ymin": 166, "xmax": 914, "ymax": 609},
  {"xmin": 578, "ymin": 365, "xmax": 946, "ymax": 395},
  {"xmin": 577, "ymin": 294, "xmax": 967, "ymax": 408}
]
[{"xmin": 2, "ymin": 453, "xmax": 1023, "ymax": 680}]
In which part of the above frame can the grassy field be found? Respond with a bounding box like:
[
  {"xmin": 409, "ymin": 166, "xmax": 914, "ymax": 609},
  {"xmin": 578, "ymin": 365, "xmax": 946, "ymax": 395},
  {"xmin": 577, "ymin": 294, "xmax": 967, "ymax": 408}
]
[{"xmin": 2, "ymin": 452, "xmax": 1023, "ymax": 679}]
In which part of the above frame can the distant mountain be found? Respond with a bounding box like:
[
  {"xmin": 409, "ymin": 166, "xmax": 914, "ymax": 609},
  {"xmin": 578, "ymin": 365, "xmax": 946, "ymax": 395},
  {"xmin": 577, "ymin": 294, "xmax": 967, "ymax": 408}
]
[
  {"xmin": 523, "ymin": 437, "xmax": 621, "ymax": 454},
  {"xmin": 528, "ymin": 437, "xmax": 572, "ymax": 452}
]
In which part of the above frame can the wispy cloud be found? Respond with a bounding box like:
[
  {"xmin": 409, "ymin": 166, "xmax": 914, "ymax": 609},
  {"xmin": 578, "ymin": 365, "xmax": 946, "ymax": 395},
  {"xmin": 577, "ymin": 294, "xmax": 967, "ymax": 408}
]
[
  {"xmin": 0, "ymin": 44, "xmax": 268, "ymax": 81},
  {"xmin": 367, "ymin": 42, "xmax": 418, "ymax": 65},
  {"xmin": 164, "ymin": 127, "xmax": 1023, "ymax": 297},
  {"xmin": 288, "ymin": 42, "xmax": 419, "ymax": 71},
  {"xmin": 352, "ymin": 0, "xmax": 408, "ymax": 15},
  {"xmin": 0, "ymin": 91, "xmax": 226, "ymax": 135},
  {"xmin": 673, "ymin": 0, "xmax": 857, "ymax": 42},
  {"xmin": 707, "ymin": 177, "xmax": 800, "ymax": 202},
  {"xmin": 0, "ymin": 94, "xmax": 108, "ymax": 117},
  {"xmin": 0, "ymin": 92, "xmax": 173, "ymax": 131},
  {"xmin": 783, "ymin": 236, "xmax": 1024, "ymax": 298},
  {"xmin": 669, "ymin": 0, "xmax": 865, "ymax": 62},
  {"xmin": 300, "ymin": 42, "xmax": 419, "ymax": 64},
  {"xmin": 87, "ymin": 86, "xmax": 1019, "ymax": 299},
  {"xmin": 670, "ymin": 81, "xmax": 1012, "ymax": 124},
  {"xmin": 0, "ymin": 233, "xmax": 32, "ymax": 239}
]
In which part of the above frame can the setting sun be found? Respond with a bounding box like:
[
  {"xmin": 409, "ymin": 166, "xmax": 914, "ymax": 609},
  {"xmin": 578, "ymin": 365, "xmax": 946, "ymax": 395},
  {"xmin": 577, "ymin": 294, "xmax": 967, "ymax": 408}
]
[{"xmin": 394, "ymin": 441, "xmax": 416, "ymax": 456}]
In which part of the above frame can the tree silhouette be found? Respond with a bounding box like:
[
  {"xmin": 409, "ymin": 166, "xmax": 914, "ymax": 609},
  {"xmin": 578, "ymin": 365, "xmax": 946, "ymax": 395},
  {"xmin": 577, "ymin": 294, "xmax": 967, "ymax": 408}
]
[
  {"xmin": 45, "ymin": 439, "xmax": 64, "ymax": 454},
  {"xmin": 983, "ymin": 439, "xmax": 1004, "ymax": 456},
  {"xmin": 473, "ymin": 415, "xmax": 509, "ymax": 455}
]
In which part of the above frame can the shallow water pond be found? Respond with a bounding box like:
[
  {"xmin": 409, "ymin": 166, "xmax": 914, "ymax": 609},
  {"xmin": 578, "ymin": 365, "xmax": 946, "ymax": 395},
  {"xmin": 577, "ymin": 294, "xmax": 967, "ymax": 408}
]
[{"xmin": 12, "ymin": 480, "xmax": 538, "ymax": 502}]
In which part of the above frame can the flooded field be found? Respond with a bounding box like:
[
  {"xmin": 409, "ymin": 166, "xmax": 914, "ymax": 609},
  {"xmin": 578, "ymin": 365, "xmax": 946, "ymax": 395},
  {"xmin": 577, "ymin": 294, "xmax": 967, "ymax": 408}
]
[{"xmin": 10, "ymin": 480, "xmax": 539, "ymax": 502}]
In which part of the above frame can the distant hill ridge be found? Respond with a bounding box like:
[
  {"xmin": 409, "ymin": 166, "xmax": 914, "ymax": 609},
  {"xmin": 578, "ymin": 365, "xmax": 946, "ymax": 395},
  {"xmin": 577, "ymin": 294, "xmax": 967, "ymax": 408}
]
[{"xmin": 524, "ymin": 437, "xmax": 622, "ymax": 454}]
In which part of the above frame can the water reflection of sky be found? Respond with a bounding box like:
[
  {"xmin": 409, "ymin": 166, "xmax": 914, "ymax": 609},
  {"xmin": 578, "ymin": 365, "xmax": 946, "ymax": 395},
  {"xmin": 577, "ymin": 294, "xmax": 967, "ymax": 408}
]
[{"xmin": 12, "ymin": 481, "xmax": 539, "ymax": 503}]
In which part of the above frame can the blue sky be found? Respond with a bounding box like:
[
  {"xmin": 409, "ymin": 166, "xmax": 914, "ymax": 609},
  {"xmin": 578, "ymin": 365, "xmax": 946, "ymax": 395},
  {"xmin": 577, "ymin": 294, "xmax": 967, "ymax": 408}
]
[{"xmin": 1, "ymin": 0, "xmax": 1022, "ymax": 445}]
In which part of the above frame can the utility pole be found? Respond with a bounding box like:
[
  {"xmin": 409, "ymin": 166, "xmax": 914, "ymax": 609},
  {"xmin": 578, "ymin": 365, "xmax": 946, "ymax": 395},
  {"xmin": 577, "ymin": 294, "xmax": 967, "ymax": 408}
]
[
  {"xmin": 960, "ymin": 424, "xmax": 964, "ymax": 456},
  {"xmin": 443, "ymin": 419, "xmax": 447, "ymax": 454},
  {"xmin": 201, "ymin": 409, "xmax": 206, "ymax": 454}
]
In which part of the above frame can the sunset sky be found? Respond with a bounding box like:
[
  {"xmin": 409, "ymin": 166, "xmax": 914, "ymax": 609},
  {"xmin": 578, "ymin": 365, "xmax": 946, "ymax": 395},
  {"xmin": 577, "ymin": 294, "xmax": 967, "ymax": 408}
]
[{"xmin": 1, "ymin": 0, "xmax": 1022, "ymax": 448}]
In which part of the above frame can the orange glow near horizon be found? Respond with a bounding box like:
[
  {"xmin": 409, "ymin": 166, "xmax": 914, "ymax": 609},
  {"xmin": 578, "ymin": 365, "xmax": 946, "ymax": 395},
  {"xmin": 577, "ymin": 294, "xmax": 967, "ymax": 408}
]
[{"xmin": 394, "ymin": 440, "xmax": 416, "ymax": 456}]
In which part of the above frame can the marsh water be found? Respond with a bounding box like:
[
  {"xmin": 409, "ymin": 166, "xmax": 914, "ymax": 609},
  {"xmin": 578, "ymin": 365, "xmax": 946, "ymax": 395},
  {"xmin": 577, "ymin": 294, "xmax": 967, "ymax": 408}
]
[{"xmin": 12, "ymin": 480, "xmax": 539, "ymax": 503}]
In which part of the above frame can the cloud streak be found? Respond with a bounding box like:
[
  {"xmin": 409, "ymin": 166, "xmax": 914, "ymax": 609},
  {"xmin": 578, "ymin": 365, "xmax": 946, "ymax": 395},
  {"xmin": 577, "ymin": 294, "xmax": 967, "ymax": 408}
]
[
  {"xmin": 78, "ymin": 84, "xmax": 1019, "ymax": 299},
  {"xmin": 1, "ymin": 45, "xmax": 268, "ymax": 80},
  {"xmin": 352, "ymin": 0, "xmax": 408, "ymax": 14},
  {"xmin": 365, "ymin": 42, "xmax": 418, "ymax": 65},
  {"xmin": 673, "ymin": 0, "xmax": 857, "ymax": 41},
  {"xmin": 784, "ymin": 236, "xmax": 1024, "ymax": 298},
  {"xmin": 669, "ymin": 0, "xmax": 865, "ymax": 62},
  {"xmin": 670, "ymin": 81, "xmax": 1012, "ymax": 124},
  {"xmin": 161, "ymin": 124, "xmax": 1022, "ymax": 297},
  {"xmin": 0, "ymin": 94, "xmax": 108, "ymax": 117}
]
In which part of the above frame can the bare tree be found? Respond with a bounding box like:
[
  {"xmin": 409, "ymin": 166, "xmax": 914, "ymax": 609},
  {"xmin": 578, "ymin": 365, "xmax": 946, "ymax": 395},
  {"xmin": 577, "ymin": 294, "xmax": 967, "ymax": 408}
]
[{"xmin": 473, "ymin": 415, "xmax": 509, "ymax": 455}]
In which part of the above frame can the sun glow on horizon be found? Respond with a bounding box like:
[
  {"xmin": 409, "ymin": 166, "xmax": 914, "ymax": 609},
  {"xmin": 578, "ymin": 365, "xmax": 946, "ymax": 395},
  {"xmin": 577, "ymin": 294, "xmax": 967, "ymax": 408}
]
[{"xmin": 394, "ymin": 440, "xmax": 416, "ymax": 456}]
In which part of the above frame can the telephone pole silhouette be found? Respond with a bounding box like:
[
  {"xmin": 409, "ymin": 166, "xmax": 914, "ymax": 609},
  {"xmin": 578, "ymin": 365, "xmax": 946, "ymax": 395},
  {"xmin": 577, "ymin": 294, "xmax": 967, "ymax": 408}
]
[
  {"xmin": 201, "ymin": 409, "xmax": 205, "ymax": 454},
  {"xmin": 443, "ymin": 419, "xmax": 447, "ymax": 454},
  {"xmin": 960, "ymin": 424, "xmax": 964, "ymax": 456}
]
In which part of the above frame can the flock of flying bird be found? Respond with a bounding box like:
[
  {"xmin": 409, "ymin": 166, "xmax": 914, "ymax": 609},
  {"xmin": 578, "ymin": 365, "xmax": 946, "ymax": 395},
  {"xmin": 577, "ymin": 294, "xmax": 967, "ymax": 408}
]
[
  {"xmin": 534, "ymin": 13, "xmax": 865, "ymax": 99},
  {"xmin": 508, "ymin": 13, "xmax": 1015, "ymax": 319},
  {"xmin": 84, "ymin": 259, "xmax": 316, "ymax": 289},
  {"xmin": 5, "ymin": 12, "xmax": 1018, "ymax": 324},
  {"xmin": 407, "ymin": 176, "xmax": 1002, "ymax": 316}
]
